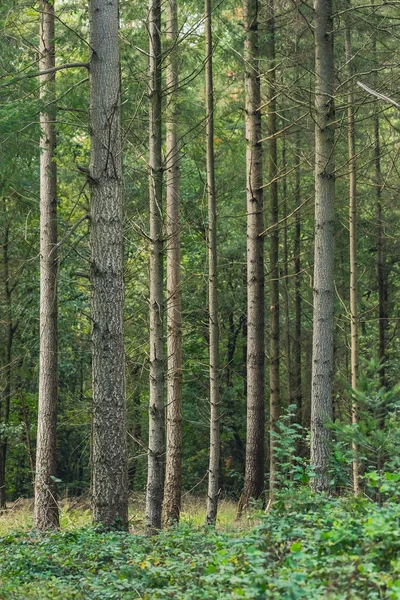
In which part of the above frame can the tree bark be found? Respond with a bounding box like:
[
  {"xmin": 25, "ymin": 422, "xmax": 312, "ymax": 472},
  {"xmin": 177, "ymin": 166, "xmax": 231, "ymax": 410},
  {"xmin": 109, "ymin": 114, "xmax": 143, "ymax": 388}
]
[
  {"xmin": 345, "ymin": 0, "xmax": 360, "ymax": 496},
  {"xmin": 238, "ymin": 0, "xmax": 265, "ymax": 515},
  {"xmin": 266, "ymin": 0, "xmax": 280, "ymax": 501},
  {"xmin": 205, "ymin": 0, "xmax": 220, "ymax": 526},
  {"xmin": 89, "ymin": 0, "xmax": 128, "ymax": 530},
  {"xmin": 371, "ymin": 1, "xmax": 388, "ymax": 389},
  {"xmin": 282, "ymin": 134, "xmax": 292, "ymax": 406},
  {"xmin": 163, "ymin": 0, "xmax": 183, "ymax": 526},
  {"xmin": 294, "ymin": 126, "xmax": 303, "ymax": 444},
  {"xmin": 145, "ymin": 0, "xmax": 165, "ymax": 535},
  {"xmin": 310, "ymin": 0, "xmax": 335, "ymax": 493},
  {"xmin": 34, "ymin": 0, "xmax": 59, "ymax": 530}
]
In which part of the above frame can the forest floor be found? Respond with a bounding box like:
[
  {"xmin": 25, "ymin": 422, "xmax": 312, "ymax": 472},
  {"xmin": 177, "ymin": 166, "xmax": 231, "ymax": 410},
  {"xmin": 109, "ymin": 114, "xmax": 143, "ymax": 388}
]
[{"xmin": 0, "ymin": 490, "xmax": 399, "ymax": 599}]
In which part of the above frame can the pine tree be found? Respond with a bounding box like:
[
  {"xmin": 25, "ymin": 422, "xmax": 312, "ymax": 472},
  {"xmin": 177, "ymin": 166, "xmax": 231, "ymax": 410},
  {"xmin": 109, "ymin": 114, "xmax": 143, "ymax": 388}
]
[
  {"xmin": 310, "ymin": 0, "xmax": 335, "ymax": 492},
  {"xmin": 89, "ymin": 0, "xmax": 128, "ymax": 529},
  {"xmin": 34, "ymin": 0, "xmax": 59, "ymax": 530}
]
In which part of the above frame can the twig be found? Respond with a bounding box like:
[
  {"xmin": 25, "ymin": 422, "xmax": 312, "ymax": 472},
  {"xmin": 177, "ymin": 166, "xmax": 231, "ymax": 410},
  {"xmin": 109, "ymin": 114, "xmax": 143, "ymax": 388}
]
[
  {"xmin": 357, "ymin": 81, "xmax": 400, "ymax": 109},
  {"xmin": 259, "ymin": 196, "xmax": 311, "ymax": 237},
  {"xmin": 50, "ymin": 214, "xmax": 89, "ymax": 255},
  {"xmin": 0, "ymin": 62, "xmax": 89, "ymax": 89}
]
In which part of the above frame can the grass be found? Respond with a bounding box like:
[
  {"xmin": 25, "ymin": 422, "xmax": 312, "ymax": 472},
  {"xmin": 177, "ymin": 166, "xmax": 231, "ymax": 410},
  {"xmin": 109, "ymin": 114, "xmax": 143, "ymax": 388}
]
[{"xmin": 0, "ymin": 494, "xmax": 239, "ymax": 536}]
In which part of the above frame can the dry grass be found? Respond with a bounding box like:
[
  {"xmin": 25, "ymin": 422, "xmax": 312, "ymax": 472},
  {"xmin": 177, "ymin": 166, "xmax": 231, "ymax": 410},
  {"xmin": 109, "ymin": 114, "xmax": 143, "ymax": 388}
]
[{"xmin": 0, "ymin": 494, "xmax": 244, "ymax": 535}]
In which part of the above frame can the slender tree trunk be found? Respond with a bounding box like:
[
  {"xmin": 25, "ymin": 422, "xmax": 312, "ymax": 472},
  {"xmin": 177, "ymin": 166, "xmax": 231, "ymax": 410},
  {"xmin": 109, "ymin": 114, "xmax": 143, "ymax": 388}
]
[
  {"xmin": 266, "ymin": 0, "xmax": 280, "ymax": 500},
  {"xmin": 345, "ymin": 1, "xmax": 360, "ymax": 496},
  {"xmin": 371, "ymin": 6, "xmax": 387, "ymax": 388},
  {"xmin": 163, "ymin": 0, "xmax": 183, "ymax": 525},
  {"xmin": 205, "ymin": 0, "xmax": 220, "ymax": 526},
  {"xmin": 375, "ymin": 126, "xmax": 387, "ymax": 387},
  {"xmin": 294, "ymin": 127, "xmax": 302, "ymax": 434},
  {"xmin": 0, "ymin": 209, "xmax": 12, "ymax": 509},
  {"xmin": 34, "ymin": 0, "xmax": 59, "ymax": 530},
  {"xmin": 145, "ymin": 0, "xmax": 165, "ymax": 535},
  {"xmin": 238, "ymin": 0, "xmax": 264, "ymax": 515},
  {"xmin": 310, "ymin": 0, "xmax": 335, "ymax": 492},
  {"xmin": 282, "ymin": 135, "xmax": 292, "ymax": 405},
  {"xmin": 89, "ymin": 0, "xmax": 128, "ymax": 530}
]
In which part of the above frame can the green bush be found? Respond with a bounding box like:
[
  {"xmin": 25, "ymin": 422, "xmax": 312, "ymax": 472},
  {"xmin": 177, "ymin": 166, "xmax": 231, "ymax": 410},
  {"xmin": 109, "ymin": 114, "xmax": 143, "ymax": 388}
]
[{"xmin": 1, "ymin": 493, "xmax": 399, "ymax": 599}]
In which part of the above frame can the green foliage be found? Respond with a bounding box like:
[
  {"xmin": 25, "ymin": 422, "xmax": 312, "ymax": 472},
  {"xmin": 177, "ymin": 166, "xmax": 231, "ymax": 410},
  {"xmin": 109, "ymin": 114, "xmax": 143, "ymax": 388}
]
[
  {"xmin": 333, "ymin": 359, "xmax": 400, "ymax": 495},
  {"xmin": 1, "ymin": 496, "xmax": 400, "ymax": 599},
  {"xmin": 272, "ymin": 405, "xmax": 310, "ymax": 489}
]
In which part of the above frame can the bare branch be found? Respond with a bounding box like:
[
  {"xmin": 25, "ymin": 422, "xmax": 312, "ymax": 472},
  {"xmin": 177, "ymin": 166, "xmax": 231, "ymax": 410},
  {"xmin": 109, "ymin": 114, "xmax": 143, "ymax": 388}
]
[
  {"xmin": 0, "ymin": 63, "xmax": 89, "ymax": 89},
  {"xmin": 50, "ymin": 214, "xmax": 89, "ymax": 255},
  {"xmin": 357, "ymin": 81, "xmax": 400, "ymax": 109}
]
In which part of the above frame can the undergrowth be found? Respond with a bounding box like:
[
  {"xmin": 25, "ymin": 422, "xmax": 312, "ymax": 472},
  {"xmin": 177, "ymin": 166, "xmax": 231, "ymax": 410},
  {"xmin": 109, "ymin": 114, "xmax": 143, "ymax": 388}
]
[{"xmin": 0, "ymin": 491, "xmax": 399, "ymax": 599}]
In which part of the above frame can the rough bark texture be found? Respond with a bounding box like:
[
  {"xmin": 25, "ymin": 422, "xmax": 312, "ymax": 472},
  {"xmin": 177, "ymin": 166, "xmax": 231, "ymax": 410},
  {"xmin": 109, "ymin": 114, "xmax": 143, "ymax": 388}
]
[
  {"xmin": 145, "ymin": 0, "xmax": 165, "ymax": 535},
  {"xmin": 238, "ymin": 0, "xmax": 265, "ymax": 515},
  {"xmin": 266, "ymin": 0, "xmax": 280, "ymax": 500},
  {"xmin": 163, "ymin": 0, "xmax": 183, "ymax": 526},
  {"xmin": 310, "ymin": 0, "xmax": 335, "ymax": 493},
  {"xmin": 89, "ymin": 0, "xmax": 128, "ymax": 530},
  {"xmin": 345, "ymin": 1, "xmax": 360, "ymax": 496},
  {"xmin": 34, "ymin": 0, "xmax": 59, "ymax": 530},
  {"xmin": 205, "ymin": 0, "xmax": 220, "ymax": 527}
]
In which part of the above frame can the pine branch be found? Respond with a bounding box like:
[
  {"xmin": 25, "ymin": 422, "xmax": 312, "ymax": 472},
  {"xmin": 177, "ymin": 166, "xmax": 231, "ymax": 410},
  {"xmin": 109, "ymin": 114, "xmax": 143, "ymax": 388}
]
[{"xmin": 0, "ymin": 62, "xmax": 89, "ymax": 89}]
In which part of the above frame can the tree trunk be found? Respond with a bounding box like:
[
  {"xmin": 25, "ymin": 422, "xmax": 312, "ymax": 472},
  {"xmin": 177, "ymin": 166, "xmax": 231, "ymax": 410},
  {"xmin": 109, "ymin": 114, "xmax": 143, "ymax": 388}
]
[
  {"xmin": 375, "ymin": 124, "xmax": 387, "ymax": 388},
  {"xmin": 294, "ymin": 126, "xmax": 302, "ymax": 435},
  {"xmin": 34, "ymin": 0, "xmax": 59, "ymax": 530},
  {"xmin": 282, "ymin": 134, "xmax": 292, "ymax": 406},
  {"xmin": 310, "ymin": 0, "xmax": 335, "ymax": 493},
  {"xmin": 0, "ymin": 207, "xmax": 12, "ymax": 509},
  {"xmin": 238, "ymin": 0, "xmax": 265, "ymax": 515},
  {"xmin": 205, "ymin": 0, "xmax": 220, "ymax": 526},
  {"xmin": 163, "ymin": 0, "xmax": 183, "ymax": 526},
  {"xmin": 371, "ymin": 3, "xmax": 388, "ymax": 388},
  {"xmin": 89, "ymin": 0, "xmax": 128, "ymax": 530},
  {"xmin": 345, "ymin": 0, "xmax": 360, "ymax": 496},
  {"xmin": 145, "ymin": 0, "xmax": 165, "ymax": 535},
  {"xmin": 266, "ymin": 0, "xmax": 280, "ymax": 501}
]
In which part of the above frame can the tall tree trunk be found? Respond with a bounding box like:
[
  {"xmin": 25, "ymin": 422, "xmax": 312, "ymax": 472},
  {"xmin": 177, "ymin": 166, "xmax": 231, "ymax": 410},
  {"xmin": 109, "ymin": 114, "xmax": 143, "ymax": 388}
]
[
  {"xmin": 89, "ymin": 0, "xmax": 128, "ymax": 530},
  {"xmin": 163, "ymin": 0, "xmax": 183, "ymax": 525},
  {"xmin": 282, "ymin": 134, "xmax": 292, "ymax": 406},
  {"xmin": 293, "ymin": 31, "xmax": 302, "ymax": 435},
  {"xmin": 205, "ymin": 0, "xmax": 220, "ymax": 526},
  {"xmin": 145, "ymin": 0, "xmax": 165, "ymax": 535},
  {"xmin": 371, "ymin": 3, "xmax": 387, "ymax": 388},
  {"xmin": 266, "ymin": 0, "xmax": 280, "ymax": 501},
  {"xmin": 345, "ymin": 0, "xmax": 360, "ymax": 496},
  {"xmin": 294, "ymin": 126, "xmax": 302, "ymax": 435},
  {"xmin": 238, "ymin": 0, "xmax": 264, "ymax": 515},
  {"xmin": 310, "ymin": 0, "xmax": 335, "ymax": 492},
  {"xmin": 34, "ymin": 0, "xmax": 59, "ymax": 530},
  {"xmin": 0, "ymin": 208, "xmax": 12, "ymax": 509},
  {"xmin": 375, "ymin": 123, "xmax": 387, "ymax": 387}
]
